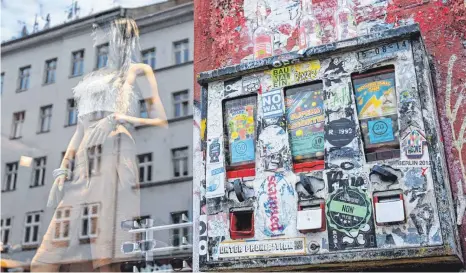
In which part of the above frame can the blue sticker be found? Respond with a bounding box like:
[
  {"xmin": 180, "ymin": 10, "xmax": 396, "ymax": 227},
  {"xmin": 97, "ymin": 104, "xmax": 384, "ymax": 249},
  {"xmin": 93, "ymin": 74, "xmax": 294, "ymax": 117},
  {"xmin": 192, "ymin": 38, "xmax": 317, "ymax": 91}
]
[
  {"xmin": 368, "ymin": 118, "xmax": 395, "ymax": 144},
  {"xmin": 211, "ymin": 167, "xmax": 225, "ymax": 176},
  {"xmin": 231, "ymin": 139, "xmax": 255, "ymax": 164}
]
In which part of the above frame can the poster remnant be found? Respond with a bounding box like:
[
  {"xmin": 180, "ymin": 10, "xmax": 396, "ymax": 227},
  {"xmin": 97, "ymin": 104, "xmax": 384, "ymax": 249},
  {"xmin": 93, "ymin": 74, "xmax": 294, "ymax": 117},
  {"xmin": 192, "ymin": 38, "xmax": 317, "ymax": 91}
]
[
  {"xmin": 285, "ymin": 84, "xmax": 325, "ymax": 162},
  {"xmin": 218, "ymin": 237, "xmax": 306, "ymax": 258},
  {"xmin": 354, "ymin": 77, "xmax": 397, "ymax": 119}
]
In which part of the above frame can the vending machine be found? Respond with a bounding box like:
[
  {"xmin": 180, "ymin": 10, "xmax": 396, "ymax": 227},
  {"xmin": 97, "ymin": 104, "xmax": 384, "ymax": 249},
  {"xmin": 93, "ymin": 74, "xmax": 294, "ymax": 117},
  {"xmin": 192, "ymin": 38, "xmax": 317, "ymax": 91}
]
[{"xmin": 193, "ymin": 24, "xmax": 462, "ymax": 271}]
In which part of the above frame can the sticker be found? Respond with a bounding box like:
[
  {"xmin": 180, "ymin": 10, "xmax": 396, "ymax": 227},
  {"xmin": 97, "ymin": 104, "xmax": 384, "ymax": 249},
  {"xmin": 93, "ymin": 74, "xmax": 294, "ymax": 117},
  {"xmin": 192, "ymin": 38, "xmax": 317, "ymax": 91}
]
[
  {"xmin": 209, "ymin": 139, "xmax": 221, "ymax": 163},
  {"xmin": 208, "ymin": 213, "xmax": 228, "ymax": 238},
  {"xmin": 211, "ymin": 167, "xmax": 225, "ymax": 176},
  {"xmin": 199, "ymin": 215, "xmax": 208, "ymax": 258},
  {"xmin": 271, "ymin": 67, "xmax": 292, "ymax": 88},
  {"xmin": 224, "ymin": 78, "xmax": 242, "ymax": 96},
  {"xmin": 206, "ymin": 167, "xmax": 225, "ymax": 198},
  {"xmin": 325, "ymin": 118, "xmax": 356, "ymax": 147},
  {"xmin": 224, "ymin": 97, "xmax": 256, "ymax": 165},
  {"xmin": 256, "ymin": 174, "xmax": 295, "ymax": 236},
  {"xmin": 262, "ymin": 89, "xmax": 284, "ymax": 118},
  {"xmin": 357, "ymin": 40, "xmax": 409, "ymax": 63},
  {"xmin": 368, "ymin": 118, "xmax": 394, "ymax": 144},
  {"xmin": 292, "ymin": 60, "xmax": 320, "ymax": 83},
  {"xmin": 218, "ymin": 237, "xmax": 306, "ymax": 258},
  {"xmin": 402, "ymin": 128, "xmax": 427, "ymax": 159},
  {"xmin": 286, "ymin": 85, "xmax": 325, "ymax": 160},
  {"xmin": 242, "ymin": 75, "xmax": 261, "ymax": 93},
  {"xmin": 354, "ymin": 78, "xmax": 397, "ymax": 119},
  {"xmin": 326, "ymin": 185, "xmax": 376, "ymax": 251}
]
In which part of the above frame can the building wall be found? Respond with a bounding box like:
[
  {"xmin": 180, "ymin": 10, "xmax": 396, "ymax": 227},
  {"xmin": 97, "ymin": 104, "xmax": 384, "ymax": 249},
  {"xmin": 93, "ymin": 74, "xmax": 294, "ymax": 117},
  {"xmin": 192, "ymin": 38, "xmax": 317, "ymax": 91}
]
[
  {"xmin": 1, "ymin": 2, "xmax": 194, "ymax": 267},
  {"xmin": 193, "ymin": 0, "xmax": 466, "ymax": 265}
]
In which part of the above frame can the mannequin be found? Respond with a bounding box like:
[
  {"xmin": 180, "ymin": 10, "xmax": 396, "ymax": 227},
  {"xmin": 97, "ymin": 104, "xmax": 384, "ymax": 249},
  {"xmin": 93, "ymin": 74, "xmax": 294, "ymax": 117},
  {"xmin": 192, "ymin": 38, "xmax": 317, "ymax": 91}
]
[{"xmin": 31, "ymin": 18, "xmax": 167, "ymax": 272}]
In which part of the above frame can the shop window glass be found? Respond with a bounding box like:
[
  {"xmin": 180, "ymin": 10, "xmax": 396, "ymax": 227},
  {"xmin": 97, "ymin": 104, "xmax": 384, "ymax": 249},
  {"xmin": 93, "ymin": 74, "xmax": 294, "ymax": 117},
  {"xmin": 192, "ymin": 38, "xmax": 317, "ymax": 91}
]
[
  {"xmin": 223, "ymin": 95, "xmax": 257, "ymax": 172},
  {"xmin": 285, "ymin": 82, "xmax": 325, "ymax": 172},
  {"xmin": 352, "ymin": 67, "xmax": 400, "ymax": 162}
]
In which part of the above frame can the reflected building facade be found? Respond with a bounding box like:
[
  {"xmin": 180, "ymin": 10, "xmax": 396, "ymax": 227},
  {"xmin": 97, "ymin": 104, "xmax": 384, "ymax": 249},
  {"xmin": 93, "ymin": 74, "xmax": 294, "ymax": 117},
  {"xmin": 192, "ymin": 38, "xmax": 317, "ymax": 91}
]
[{"xmin": 1, "ymin": 0, "xmax": 194, "ymax": 271}]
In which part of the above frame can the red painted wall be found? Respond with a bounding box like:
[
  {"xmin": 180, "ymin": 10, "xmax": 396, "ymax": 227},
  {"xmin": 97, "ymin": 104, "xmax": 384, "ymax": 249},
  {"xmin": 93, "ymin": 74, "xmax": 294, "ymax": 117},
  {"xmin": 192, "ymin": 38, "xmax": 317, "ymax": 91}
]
[{"xmin": 194, "ymin": 0, "xmax": 466, "ymax": 260}]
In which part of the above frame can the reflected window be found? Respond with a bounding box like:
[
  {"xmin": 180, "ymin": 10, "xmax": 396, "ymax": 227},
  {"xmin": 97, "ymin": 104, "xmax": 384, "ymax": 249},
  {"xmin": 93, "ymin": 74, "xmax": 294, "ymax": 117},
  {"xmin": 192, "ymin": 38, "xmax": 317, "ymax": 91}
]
[
  {"xmin": 80, "ymin": 204, "xmax": 99, "ymax": 239},
  {"xmin": 1, "ymin": 72, "xmax": 4, "ymax": 94},
  {"xmin": 173, "ymin": 40, "xmax": 189, "ymax": 65},
  {"xmin": 61, "ymin": 152, "xmax": 75, "ymax": 182},
  {"xmin": 172, "ymin": 147, "xmax": 188, "ymax": 177},
  {"xmin": 88, "ymin": 145, "xmax": 102, "ymax": 177},
  {"xmin": 1, "ymin": 218, "xmax": 12, "ymax": 247},
  {"xmin": 44, "ymin": 58, "xmax": 57, "ymax": 84},
  {"xmin": 91, "ymin": 111, "xmax": 105, "ymax": 121},
  {"xmin": 96, "ymin": 44, "xmax": 109, "ymax": 69},
  {"xmin": 171, "ymin": 211, "xmax": 188, "ymax": 247},
  {"xmin": 23, "ymin": 212, "xmax": 41, "ymax": 245},
  {"xmin": 352, "ymin": 67, "xmax": 400, "ymax": 162},
  {"xmin": 173, "ymin": 91, "xmax": 189, "ymax": 118},
  {"xmin": 139, "ymin": 98, "xmax": 153, "ymax": 118},
  {"xmin": 18, "ymin": 66, "xmax": 31, "ymax": 91},
  {"xmin": 142, "ymin": 48, "xmax": 156, "ymax": 69},
  {"xmin": 3, "ymin": 162, "xmax": 18, "ymax": 192},
  {"xmin": 133, "ymin": 215, "xmax": 151, "ymax": 241},
  {"xmin": 53, "ymin": 207, "xmax": 71, "ymax": 241},
  {"xmin": 38, "ymin": 105, "xmax": 53, "ymax": 133},
  {"xmin": 71, "ymin": 50, "xmax": 85, "ymax": 76},
  {"xmin": 11, "ymin": 111, "xmax": 25, "ymax": 139},
  {"xmin": 66, "ymin": 99, "xmax": 78, "ymax": 126},
  {"xmin": 137, "ymin": 153, "xmax": 152, "ymax": 183},
  {"xmin": 31, "ymin": 157, "xmax": 46, "ymax": 187}
]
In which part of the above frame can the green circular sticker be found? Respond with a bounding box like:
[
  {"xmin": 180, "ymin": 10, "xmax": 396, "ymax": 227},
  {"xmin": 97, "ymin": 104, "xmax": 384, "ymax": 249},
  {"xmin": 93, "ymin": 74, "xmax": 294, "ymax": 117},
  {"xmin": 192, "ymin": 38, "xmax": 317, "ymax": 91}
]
[{"xmin": 326, "ymin": 187, "xmax": 372, "ymax": 233}]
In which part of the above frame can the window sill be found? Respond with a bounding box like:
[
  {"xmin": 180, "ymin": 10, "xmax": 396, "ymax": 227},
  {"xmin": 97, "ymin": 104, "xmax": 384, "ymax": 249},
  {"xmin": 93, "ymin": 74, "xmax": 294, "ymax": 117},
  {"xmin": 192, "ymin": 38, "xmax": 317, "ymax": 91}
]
[
  {"xmin": 51, "ymin": 240, "xmax": 70, "ymax": 248},
  {"xmin": 69, "ymin": 74, "xmax": 83, "ymax": 79},
  {"xmin": 135, "ymin": 115, "xmax": 193, "ymax": 130},
  {"xmin": 9, "ymin": 136, "xmax": 22, "ymax": 140},
  {"xmin": 64, "ymin": 123, "xmax": 77, "ymax": 128},
  {"xmin": 79, "ymin": 237, "xmax": 97, "ymax": 244},
  {"xmin": 15, "ymin": 89, "xmax": 28, "ymax": 93},
  {"xmin": 29, "ymin": 184, "xmax": 44, "ymax": 188},
  {"xmin": 22, "ymin": 244, "xmax": 39, "ymax": 250},
  {"xmin": 152, "ymin": 61, "xmax": 193, "ymax": 73},
  {"xmin": 1, "ymin": 189, "xmax": 16, "ymax": 193},
  {"xmin": 37, "ymin": 130, "xmax": 50, "ymax": 135},
  {"xmin": 42, "ymin": 82, "xmax": 55, "ymax": 86},
  {"xmin": 135, "ymin": 176, "xmax": 192, "ymax": 189}
]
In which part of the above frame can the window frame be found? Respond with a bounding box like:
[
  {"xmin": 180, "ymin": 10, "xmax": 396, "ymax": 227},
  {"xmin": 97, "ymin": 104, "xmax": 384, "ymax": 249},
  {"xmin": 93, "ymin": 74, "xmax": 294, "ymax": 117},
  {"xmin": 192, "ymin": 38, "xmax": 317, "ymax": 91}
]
[
  {"xmin": 18, "ymin": 66, "xmax": 31, "ymax": 91},
  {"xmin": 23, "ymin": 212, "xmax": 41, "ymax": 246},
  {"xmin": 137, "ymin": 153, "xmax": 153, "ymax": 183},
  {"xmin": 96, "ymin": 43, "xmax": 109, "ymax": 69},
  {"xmin": 139, "ymin": 98, "xmax": 154, "ymax": 118},
  {"xmin": 1, "ymin": 72, "xmax": 4, "ymax": 94},
  {"xmin": 52, "ymin": 207, "xmax": 71, "ymax": 241},
  {"xmin": 173, "ymin": 90, "xmax": 189, "ymax": 118},
  {"xmin": 88, "ymin": 145, "xmax": 102, "ymax": 177},
  {"xmin": 44, "ymin": 58, "xmax": 57, "ymax": 84},
  {"xmin": 66, "ymin": 98, "xmax": 78, "ymax": 126},
  {"xmin": 31, "ymin": 157, "xmax": 47, "ymax": 188},
  {"xmin": 3, "ymin": 162, "xmax": 19, "ymax": 192},
  {"xmin": 79, "ymin": 203, "xmax": 100, "ymax": 239},
  {"xmin": 171, "ymin": 211, "xmax": 189, "ymax": 247},
  {"xmin": 172, "ymin": 147, "xmax": 189, "ymax": 178},
  {"xmin": 141, "ymin": 48, "xmax": 156, "ymax": 69},
  {"xmin": 38, "ymin": 105, "xmax": 53, "ymax": 133},
  {"xmin": 1, "ymin": 217, "xmax": 13, "ymax": 247},
  {"xmin": 173, "ymin": 39, "xmax": 189, "ymax": 65},
  {"xmin": 71, "ymin": 49, "xmax": 85, "ymax": 77},
  {"xmin": 11, "ymin": 111, "xmax": 25, "ymax": 139}
]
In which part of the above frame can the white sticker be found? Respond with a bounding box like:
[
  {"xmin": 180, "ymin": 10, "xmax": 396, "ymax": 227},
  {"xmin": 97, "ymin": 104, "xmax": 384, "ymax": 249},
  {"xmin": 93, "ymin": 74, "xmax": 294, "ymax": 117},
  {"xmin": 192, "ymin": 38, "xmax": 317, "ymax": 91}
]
[{"xmin": 218, "ymin": 237, "xmax": 306, "ymax": 258}]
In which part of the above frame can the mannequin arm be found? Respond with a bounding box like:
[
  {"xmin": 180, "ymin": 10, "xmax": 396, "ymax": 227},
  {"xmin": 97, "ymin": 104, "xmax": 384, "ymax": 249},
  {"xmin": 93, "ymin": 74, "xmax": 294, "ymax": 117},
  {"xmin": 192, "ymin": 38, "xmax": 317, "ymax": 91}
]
[
  {"xmin": 60, "ymin": 121, "xmax": 84, "ymax": 169},
  {"xmin": 118, "ymin": 63, "xmax": 168, "ymax": 128}
]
